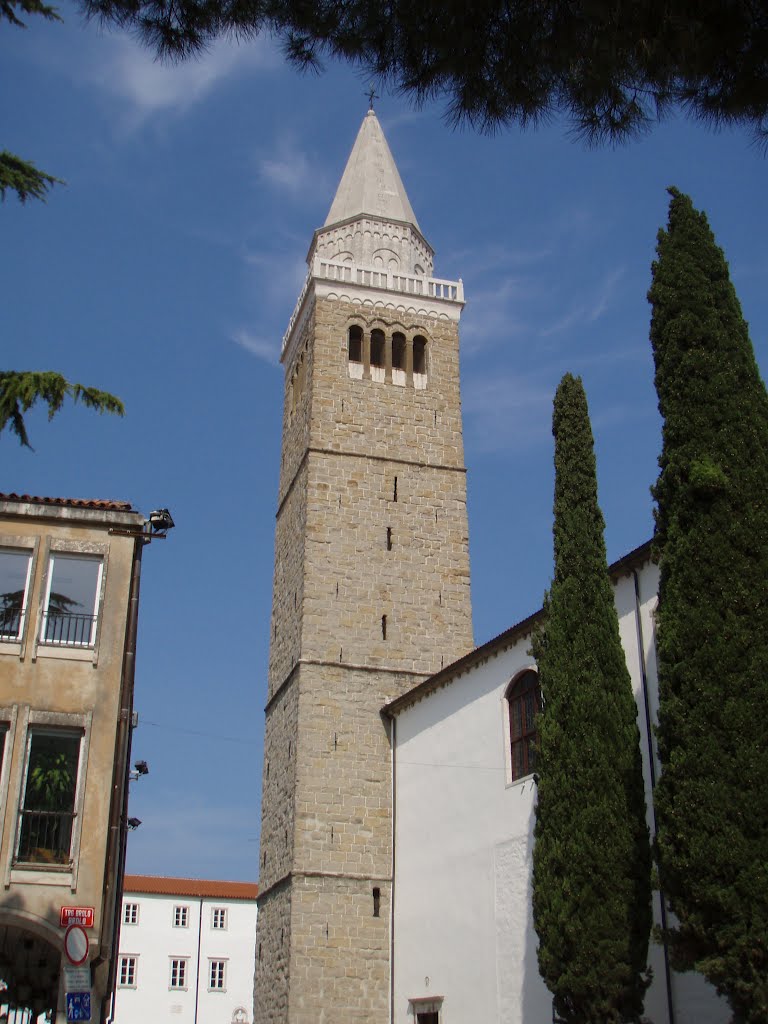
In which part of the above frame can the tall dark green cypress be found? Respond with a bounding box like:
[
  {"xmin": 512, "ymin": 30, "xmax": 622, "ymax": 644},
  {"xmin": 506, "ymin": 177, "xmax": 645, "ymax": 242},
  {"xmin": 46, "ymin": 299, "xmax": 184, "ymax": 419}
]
[
  {"xmin": 651, "ymin": 189, "xmax": 768, "ymax": 1024},
  {"xmin": 532, "ymin": 374, "xmax": 652, "ymax": 1024}
]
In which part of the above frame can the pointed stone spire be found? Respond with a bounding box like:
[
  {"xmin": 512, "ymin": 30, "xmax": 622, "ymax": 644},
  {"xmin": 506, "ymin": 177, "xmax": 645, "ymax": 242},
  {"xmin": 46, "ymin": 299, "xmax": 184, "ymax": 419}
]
[
  {"xmin": 307, "ymin": 110, "xmax": 435, "ymax": 280},
  {"xmin": 324, "ymin": 109, "xmax": 420, "ymax": 231},
  {"xmin": 284, "ymin": 111, "xmax": 464, "ymax": 361}
]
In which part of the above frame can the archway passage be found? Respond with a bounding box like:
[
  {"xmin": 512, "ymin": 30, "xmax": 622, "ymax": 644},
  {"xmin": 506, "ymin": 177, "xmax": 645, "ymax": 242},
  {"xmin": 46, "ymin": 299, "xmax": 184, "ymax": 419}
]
[{"xmin": 0, "ymin": 923, "xmax": 60, "ymax": 1020}]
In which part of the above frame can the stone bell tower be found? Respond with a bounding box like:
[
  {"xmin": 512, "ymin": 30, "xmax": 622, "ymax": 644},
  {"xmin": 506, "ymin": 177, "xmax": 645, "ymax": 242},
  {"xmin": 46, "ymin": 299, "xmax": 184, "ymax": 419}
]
[{"xmin": 255, "ymin": 108, "xmax": 473, "ymax": 1024}]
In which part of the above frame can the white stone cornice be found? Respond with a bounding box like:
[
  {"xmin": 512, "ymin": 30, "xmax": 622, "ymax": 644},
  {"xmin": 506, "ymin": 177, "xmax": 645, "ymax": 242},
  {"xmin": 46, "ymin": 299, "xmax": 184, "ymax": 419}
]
[{"xmin": 281, "ymin": 258, "xmax": 464, "ymax": 362}]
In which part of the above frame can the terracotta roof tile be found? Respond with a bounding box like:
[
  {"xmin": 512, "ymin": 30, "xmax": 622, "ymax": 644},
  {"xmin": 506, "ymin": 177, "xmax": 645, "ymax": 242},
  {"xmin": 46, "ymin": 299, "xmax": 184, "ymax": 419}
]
[
  {"xmin": 123, "ymin": 874, "xmax": 258, "ymax": 900},
  {"xmin": 0, "ymin": 493, "xmax": 134, "ymax": 511}
]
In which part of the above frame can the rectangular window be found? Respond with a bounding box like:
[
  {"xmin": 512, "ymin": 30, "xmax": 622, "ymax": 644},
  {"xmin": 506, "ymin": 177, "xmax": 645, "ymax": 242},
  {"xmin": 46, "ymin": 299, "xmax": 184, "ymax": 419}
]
[
  {"xmin": 169, "ymin": 958, "xmax": 188, "ymax": 990},
  {"xmin": 16, "ymin": 729, "xmax": 81, "ymax": 865},
  {"xmin": 40, "ymin": 554, "xmax": 102, "ymax": 647},
  {"xmin": 123, "ymin": 902, "xmax": 139, "ymax": 925},
  {"xmin": 0, "ymin": 548, "xmax": 32, "ymax": 642},
  {"xmin": 173, "ymin": 905, "xmax": 189, "ymax": 928},
  {"xmin": 211, "ymin": 907, "xmax": 227, "ymax": 930},
  {"xmin": 119, "ymin": 956, "xmax": 137, "ymax": 987},
  {"xmin": 209, "ymin": 959, "xmax": 226, "ymax": 991}
]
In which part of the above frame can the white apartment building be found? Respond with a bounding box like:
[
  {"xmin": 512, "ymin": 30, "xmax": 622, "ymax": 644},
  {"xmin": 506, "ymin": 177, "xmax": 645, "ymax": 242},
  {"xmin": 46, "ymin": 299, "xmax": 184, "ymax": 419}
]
[{"xmin": 113, "ymin": 875, "xmax": 258, "ymax": 1024}]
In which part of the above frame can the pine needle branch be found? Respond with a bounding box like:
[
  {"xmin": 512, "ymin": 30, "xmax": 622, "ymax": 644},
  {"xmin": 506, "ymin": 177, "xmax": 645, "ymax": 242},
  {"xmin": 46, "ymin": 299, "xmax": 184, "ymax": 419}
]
[
  {"xmin": 0, "ymin": 371, "xmax": 125, "ymax": 450},
  {"xmin": 0, "ymin": 152, "xmax": 63, "ymax": 204}
]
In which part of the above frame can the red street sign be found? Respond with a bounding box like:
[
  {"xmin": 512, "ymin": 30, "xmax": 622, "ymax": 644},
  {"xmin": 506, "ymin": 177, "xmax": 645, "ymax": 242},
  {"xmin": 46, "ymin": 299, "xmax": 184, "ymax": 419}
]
[{"xmin": 60, "ymin": 907, "xmax": 94, "ymax": 929}]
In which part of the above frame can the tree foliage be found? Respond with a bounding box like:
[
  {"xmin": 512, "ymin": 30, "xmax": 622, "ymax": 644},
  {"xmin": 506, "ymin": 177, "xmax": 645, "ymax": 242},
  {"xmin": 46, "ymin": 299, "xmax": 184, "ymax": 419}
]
[
  {"xmin": 1, "ymin": 0, "xmax": 60, "ymax": 28},
  {"xmin": 650, "ymin": 189, "xmax": 768, "ymax": 1024},
  {"xmin": 80, "ymin": 0, "xmax": 768, "ymax": 144},
  {"xmin": 532, "ymin": 373, "xmax": 652, "ymax": 1024},
  {"xmin": 0, "ymin": 151, "xmax": 61, "ymax": 203},
  {"xmin": 0, "ymin": 372, "xmax": 125, "ymax": 449},
  {"xmin": 2, "ymin": 3, "xmax": 124, "ymax": 449},
  {"xmin": 2, "ymin": 0, "xmax": 63, "ymax": 203}
]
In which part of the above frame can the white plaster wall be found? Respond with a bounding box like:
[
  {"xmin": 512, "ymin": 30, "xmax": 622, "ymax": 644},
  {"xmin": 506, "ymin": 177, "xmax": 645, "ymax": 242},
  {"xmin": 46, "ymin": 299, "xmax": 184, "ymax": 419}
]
[
  {"xmin": 393, "ymin": 558, "xmax": 729, "ymax": 1024},
  {"xmin": 113, "ymin": 891, "xmax": 257, "ymax": 1024},
  {"xmin": 393, "ymin": 641, "xmax": 550, "ymax": 1024}
]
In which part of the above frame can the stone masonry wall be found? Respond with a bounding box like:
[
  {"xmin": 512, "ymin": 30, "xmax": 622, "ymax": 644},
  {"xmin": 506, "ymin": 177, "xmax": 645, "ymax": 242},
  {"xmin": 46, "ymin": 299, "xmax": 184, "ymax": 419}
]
[
  {"xmin": 260, "ymin": 677, "xmax": 300, "ymax": 891},
  {"xmin": 288, "ymin": 876, "xmax": 390, "ymax": 1023},
  {"xmin": 254, "ymin": 882, "xmax": 292, "ymax": 1024},
  {"xmin": 256, "ymin": 285, "xmax": 473, "ymax": 1024}
]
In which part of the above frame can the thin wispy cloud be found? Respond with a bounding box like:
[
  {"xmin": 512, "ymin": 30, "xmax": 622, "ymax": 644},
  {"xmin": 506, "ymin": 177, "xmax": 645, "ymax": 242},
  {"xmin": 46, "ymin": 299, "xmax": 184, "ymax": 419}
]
[
  {"xmin": 232, "ymin": 329, "xmax": 280, "ymax": 365},
  {"xmin": 540, "ymin": 267, "xmax": 625, "ymax": 338},
  {"xmin": 460, "ymin": 287, "xmax": 531, "ymax": 357},
  {"xmin": 462, "ymin": 372, "xmax": 555, "ymax": 454},
  {"xmin": 257, "ymin": 135, "xmax": 330, "ymax": 200},
  {"xmin": 86, "ymin": 32, "xmax": 279, "ymax": 122}
]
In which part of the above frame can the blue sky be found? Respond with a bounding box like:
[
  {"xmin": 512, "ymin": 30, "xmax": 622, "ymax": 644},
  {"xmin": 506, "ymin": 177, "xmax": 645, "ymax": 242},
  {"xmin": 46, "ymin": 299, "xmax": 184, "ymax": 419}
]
[{"xmin": 2, "ymin": 4, "xmax": 767, "ymax": 882}]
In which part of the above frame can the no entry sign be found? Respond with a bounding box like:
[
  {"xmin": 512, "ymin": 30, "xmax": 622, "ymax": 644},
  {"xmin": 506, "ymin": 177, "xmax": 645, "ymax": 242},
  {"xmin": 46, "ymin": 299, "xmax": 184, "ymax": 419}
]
[{"xmin": 64, "ymin": 924, "xmax": 89, "ymax": 966}]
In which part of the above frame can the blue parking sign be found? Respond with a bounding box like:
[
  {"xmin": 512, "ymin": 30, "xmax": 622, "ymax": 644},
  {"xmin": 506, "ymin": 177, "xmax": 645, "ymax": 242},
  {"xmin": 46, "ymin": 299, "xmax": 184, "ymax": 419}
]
[{"xmin": 66, "ymin": 991, "xmax": 91, "ymax": 1022}]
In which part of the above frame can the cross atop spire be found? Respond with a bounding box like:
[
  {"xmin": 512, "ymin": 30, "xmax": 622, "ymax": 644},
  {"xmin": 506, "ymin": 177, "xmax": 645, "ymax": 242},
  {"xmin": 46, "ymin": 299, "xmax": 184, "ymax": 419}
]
[
  {"xmin": 323, "ymin": 109, "xmax": 420, "ymax": 231},
  {"xmin": 366, "ymin": 84, "xmax": 378, "ymax": 110}
]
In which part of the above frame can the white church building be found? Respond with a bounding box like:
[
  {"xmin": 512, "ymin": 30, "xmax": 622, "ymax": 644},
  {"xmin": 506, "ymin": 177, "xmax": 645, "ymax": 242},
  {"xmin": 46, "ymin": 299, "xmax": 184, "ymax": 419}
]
[{"xmin": 385, "ymin": 543, "xmax": 729, "ymax": 1024}]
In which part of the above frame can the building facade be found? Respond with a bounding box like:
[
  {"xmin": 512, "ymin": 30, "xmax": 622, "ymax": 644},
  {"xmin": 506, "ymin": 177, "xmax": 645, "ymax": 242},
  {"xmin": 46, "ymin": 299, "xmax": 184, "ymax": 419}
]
[
  {"xmin": 386, "ymin": 546, "xmax": 729, "ymax": 1024},
  {"xmin": 254, "ymin": 109, "xmax": 474, "ymax": 1023},
  {"xmin": 114, "ymin": 875, "xmax": 259, "ymax": 1024},
  {"xmin": 0, "ymin": 493, "xmax": 152, "ymax": 1021}
]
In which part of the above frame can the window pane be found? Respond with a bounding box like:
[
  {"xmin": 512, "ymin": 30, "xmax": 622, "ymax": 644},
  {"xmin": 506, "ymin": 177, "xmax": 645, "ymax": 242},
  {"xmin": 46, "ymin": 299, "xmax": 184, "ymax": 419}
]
[
  {"xmin": 18, "ymin": 731, "xmax": 80, "ymax": 864},
  {"xmin": 0, "ymin": 550, "xmax": 31, "ymax": 639},
  {"xmin": 524, "ymin": 691, "xmax": 535, "ymax": 732},
  {"xmin": 511, "ymin": 701, "xmax": 522, "ymax": 740},
  {"xmin": 44, "ymin": 556, "xmax": 101, "ymax": 646}
]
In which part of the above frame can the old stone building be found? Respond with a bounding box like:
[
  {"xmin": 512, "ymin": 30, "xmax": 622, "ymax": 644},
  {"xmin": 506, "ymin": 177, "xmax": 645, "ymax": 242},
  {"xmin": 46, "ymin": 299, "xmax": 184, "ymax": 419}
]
[
  {"xmin": 254, "ymin": 108, "xmax": 474, "ymax": 1022},
  {"xmin": 0, "ymin": 494, "xmax": 171, "ymax": 1022}
]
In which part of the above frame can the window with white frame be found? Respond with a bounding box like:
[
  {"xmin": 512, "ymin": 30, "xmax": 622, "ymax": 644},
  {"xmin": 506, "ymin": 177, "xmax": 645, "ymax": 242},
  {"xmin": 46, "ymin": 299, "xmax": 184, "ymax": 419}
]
[
  {"xmin": 173, "ymin": 905, "xmax": 189, "ymax": 928},
  {"xmin": 0, "ymin": 548, "xmax": 33, "ymax": 642},
  {"xmin": 211, "ymin": 907, "xmax": 227, "ymax": 930},
  {"xmin": 119, "ymin": 956, "xmax": 137, "ymax": 987},
  {"xmin": 40, "ymin": 554, "xmax": 103, "ymax": 647},
  {"xmin": 16, "ymin": 728, "xmax": 82, "ymax": 865},
  {"xmin": 123, "ymin": 902, "xmax": 139, "ymax": 925},
  {"xmin": 169, "ymin": 958, "xmax": 188, "ymax": 989},
  {"xmin": 209, "ymin": 959, "xmax": 226, "ymax": 991}
]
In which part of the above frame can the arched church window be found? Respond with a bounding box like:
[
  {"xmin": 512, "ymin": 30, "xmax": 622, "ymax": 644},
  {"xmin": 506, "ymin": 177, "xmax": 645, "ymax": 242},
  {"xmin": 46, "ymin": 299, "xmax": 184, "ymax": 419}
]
[
  {"xmin": 370, "ymin": 329, "xmax": 385, "ymax": 368},
  {"xmin": 506, "ymin": 670, "xmax": 540, "ymax": 781},
  {"xmin": 348, "ymin": 326, "xmax": 362, "ymax": 363}
]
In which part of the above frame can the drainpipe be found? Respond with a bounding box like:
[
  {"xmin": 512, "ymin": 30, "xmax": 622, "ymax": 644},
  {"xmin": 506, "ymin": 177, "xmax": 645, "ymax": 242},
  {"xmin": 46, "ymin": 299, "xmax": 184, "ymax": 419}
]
[
  {"xmin": 632, "ymin": 569, "xmax": 675, "ymax": 1024},
  {"xmin": 389, "ymin": 713, "xmax": 397, "ymax": 1024},
  {"xmin": 101, "ymin": 537, "xmax": 144, "ymax": 1023},
  {"xmin": 193, "ymin": 897, "xmax": 204, "ymax": 1024}
]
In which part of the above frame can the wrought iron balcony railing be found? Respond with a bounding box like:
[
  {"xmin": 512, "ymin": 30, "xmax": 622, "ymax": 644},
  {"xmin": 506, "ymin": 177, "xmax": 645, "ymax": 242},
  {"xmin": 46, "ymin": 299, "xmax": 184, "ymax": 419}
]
[
  {"xmin": 16, "ymin": 808, "xmax": 76, "ymax": 865},
  {"xmin": 0, "ymin": 607, "xmax": 24, "ymax": 642},
  {"xmin": 40, "ymin": 611, "xmax": 97, "ymax": 647}
]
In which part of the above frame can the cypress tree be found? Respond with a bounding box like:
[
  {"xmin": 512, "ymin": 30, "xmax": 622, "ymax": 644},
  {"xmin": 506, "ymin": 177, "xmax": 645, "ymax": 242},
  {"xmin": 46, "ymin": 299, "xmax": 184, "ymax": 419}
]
[
  {"xmin": 650, "ymin": 189, "xmax": 768, "ymax": 1024},
  {"xmin": 532, "ymin": 373, "xmax": 652, "ymax": 1024}
]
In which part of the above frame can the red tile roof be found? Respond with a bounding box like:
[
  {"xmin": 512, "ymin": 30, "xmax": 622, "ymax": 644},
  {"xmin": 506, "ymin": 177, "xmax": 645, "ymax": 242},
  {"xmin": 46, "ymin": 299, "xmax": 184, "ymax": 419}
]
[
  {"xmin": 123, "ymin": 874, "xmax": 259, "ymax": 900},
  {"xmin": 0, "ymin": 493, "xmax": 134, "ymax": 511}
]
